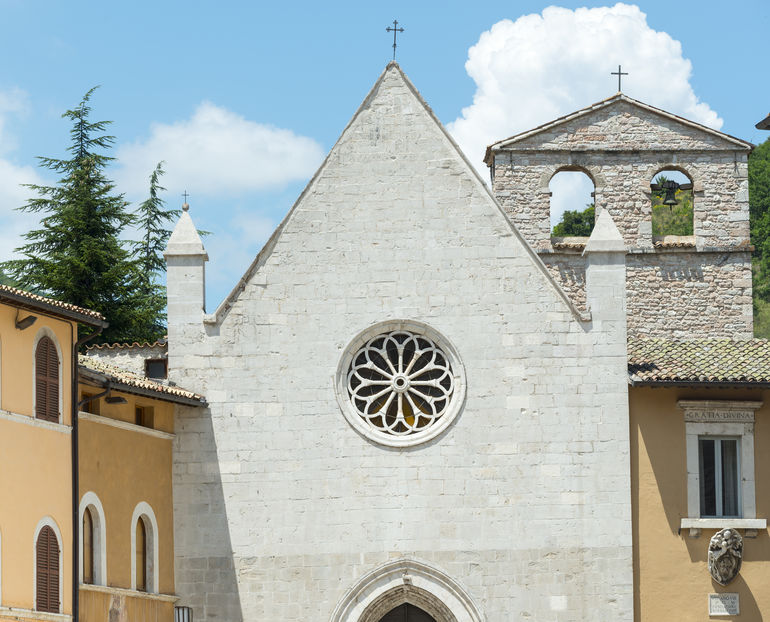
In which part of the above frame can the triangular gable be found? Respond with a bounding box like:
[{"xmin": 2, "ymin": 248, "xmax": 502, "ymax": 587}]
[
  {"xmin": 205, "ymin": 62, "xmax": 589, "ymax": 326},
  {"xmin": 485, "ymin": 94, "xmax": 752, "ymax": 163}
]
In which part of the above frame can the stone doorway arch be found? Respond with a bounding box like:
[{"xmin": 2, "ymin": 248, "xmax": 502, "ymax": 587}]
[
  {"xmin": 361, "ymin": 586, "xmax": 454, "ymax": 622},
  {"xmin": 330, "ymin": 558, "xmax": 483, "ymax": 622}
]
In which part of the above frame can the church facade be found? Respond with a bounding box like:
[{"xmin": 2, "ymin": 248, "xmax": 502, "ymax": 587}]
[
  {"xmin": 155, "ymin": 63, "xmax": 770, "ymax": 621},
  {"xmin": 165, "ymin": 63, "xmax": 633, "ymax": 621}
]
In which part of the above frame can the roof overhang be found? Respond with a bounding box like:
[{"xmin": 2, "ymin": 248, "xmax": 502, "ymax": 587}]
[
  {"xmin": 79, "ymin": 366, "xmax": 207, "ymax": 407},
  {"xmin": 0, "ymin": 288, "xmax": 108, "ymax": 328},
  {"xmin": 757, "ymin": 113, "xmax": 770, "ymax": 130}
]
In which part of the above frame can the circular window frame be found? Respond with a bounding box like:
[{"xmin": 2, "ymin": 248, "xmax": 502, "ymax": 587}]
[{"xmin": 335, "ymin": 320, "xmax": 466, "ymax": 448}]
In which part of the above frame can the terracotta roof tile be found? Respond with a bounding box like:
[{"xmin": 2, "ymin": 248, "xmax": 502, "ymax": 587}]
[
  {"xmin": 0, "ymin": 284, "xmax": 106, "ymax": 325},
  {"xmin": 86, "ymin": 338, "xmax": 167, "ymax": 351},
  {"xmin": 78, "ymin": 355, "xmax": 205, "ymax": 405},
  {"xmin": 653, "ymin": 236, "xmax": 696, "ymax": 249},
  {"xmin": 628, "ymin": 338, "xmax": 770, "ymax": 385}
]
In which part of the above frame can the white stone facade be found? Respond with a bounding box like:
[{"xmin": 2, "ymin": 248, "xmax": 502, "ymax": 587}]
[
  {"xmin": 167, "ymin": 64, "xmax": 634, "ymax": 620},
  {"xmin": 488, "ymin": 96, "xmax": 754, "ymax": 339}
]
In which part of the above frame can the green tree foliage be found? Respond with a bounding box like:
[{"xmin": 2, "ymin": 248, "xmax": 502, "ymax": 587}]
[
  {"xmin": 1, "ymin": 88, "xmax": 164, "ymax": 344},
  {"xmin": 651, "ymin": 175, "xmax": 694, "ymax": 236},
  {"xmin": 750, "ymin": 138, "xmax": 770, "ymax": 305},
  {"xmin": 129, "ymin": 162, "xmax": 179, "ymax": 340},
  {"xmin": 552, "ymin": 203, "xmax": 595, "ymax": 237},
  {"xmin": 0, "ymin": 270, "xmax": 16, "ymax": 286},
  {"xmin": 133, "ymin": 162, "xmax": 179, "ymax": 277}
]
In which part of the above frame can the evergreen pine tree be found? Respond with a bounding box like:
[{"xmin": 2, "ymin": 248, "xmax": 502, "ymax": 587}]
[
  {"xmin": 1, "ymin": 88, "xmax": 160, "ymax": 344},
  {"xmin": 130, "ymin": 161, "xmax": 179, "ymax": 341}
]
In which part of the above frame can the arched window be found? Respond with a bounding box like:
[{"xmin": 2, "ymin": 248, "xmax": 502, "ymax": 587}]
[
  {"xmin": 35, "ymin": 525, "xmax": 60, "ymax": 613},
  {"xmin": 79, "ymin": 492, "xmax": 107, "ymax": 586},
  {"xmin": 549, "ymin": 169, "xmax": 595, "ymax": 237},
  {"xmin": 136, "ymin": 517, "xmax": 147, "ymax": 592},
  {"xmin": 35, "ymin": 336, "xmax": 59, "ymax": 422},
  {"xmin": 83, "ymin": 508, "xmax": 94, "ymax": 584},
  {"xmin": 650, "ymin": 168, "xmax": 694, "ymax": 238},
  {"xmin": 131, "ymin": 502, "xmax": 158, "ymax": 593}
]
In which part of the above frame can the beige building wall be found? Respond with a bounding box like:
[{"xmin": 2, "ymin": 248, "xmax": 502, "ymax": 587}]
[
  {"xmin": 631, "ymin": 387, "xmax": 770, "ymax": 621},
  {"xmin": 0, "ymin": 303, "xmax": 75, "ymax": 619},
  {"xmin": 78, "ymin": 388, "xmax": 176, "ymax": 622}
]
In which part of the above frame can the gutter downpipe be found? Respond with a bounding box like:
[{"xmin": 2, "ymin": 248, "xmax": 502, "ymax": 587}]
[{"xmin": 72, "ymin": 324, "xmax": 104, "ymax": 622}]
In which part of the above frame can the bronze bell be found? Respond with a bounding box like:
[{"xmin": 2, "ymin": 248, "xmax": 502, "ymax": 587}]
[{"xmin": 660, "ymin": 180, "xmax": 679, "ymax": 206}]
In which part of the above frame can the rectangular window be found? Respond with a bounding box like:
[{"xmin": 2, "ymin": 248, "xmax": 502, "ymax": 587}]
[
  {"xmin": 145, "ymin": 358, "xmax": 168, "ymax": 379},
  {"xmin": 699, "ymin": 437, "xmax": 740, "ymax": 518},
  {"xmin": 135, "ymin": 406, "xmax": 154, "ymax": 429},
  {"xmin": 81, "ymin": 392, "xmax": 100, "ymax": 415}
]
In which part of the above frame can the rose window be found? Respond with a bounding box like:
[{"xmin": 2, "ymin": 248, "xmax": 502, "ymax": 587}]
[{"xmin": 346, "ymin": 330, "xmax": 455, "ymax": 436}]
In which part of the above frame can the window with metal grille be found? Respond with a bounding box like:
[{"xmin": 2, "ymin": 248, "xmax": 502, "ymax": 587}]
[
  {"xmin": 699, "ymin": 437, "xmax": 741, "ymax": 518},
  {"xmin": 36, "ymin": 526, "xmax": 59, "ymax": 613},
  {"xmin": 175, "ymin": 606, "xmax": 193, "ymax": 622},
  {"xmin": 35, "ymin": 336, "xmax": 59, "ymax": 422}
]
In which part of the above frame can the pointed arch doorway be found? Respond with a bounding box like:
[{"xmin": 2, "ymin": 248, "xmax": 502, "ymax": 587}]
[{"xmin": 379, "ymin": 603, "xmax": 436, "ymax": 622}]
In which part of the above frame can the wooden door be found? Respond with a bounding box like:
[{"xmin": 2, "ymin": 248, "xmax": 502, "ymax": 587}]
[{"xmin": 378, "ymin": 603, "xmax": 436, "ymax": 622}]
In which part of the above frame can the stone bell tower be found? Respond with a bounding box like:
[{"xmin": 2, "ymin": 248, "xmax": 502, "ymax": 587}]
[{"xmin": 486, "ymin": 94, "xmax": 754, "ymax": 339}]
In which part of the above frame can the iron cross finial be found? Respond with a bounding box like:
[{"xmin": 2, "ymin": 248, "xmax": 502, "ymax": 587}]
[
  {"xmin": 386, "ymin": 20, "xmax": 404, "ymax": 61},
  {"xmin": 182, "ymin": 190, "xmax": 190, "ymax": 202},
  {"xmin": 611, "ymin": 65, "xmax": 628, "ymax": 92}
]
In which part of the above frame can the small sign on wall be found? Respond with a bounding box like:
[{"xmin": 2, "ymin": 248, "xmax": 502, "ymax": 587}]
[{"xmin": 709, "ymin": 593, "xmax": 739, "ymax": 616}]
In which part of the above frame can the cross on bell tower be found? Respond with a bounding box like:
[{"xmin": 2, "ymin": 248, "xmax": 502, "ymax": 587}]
[{"xmin": 611, "ymin": 65, "xmax": 628, "ymax": 92}]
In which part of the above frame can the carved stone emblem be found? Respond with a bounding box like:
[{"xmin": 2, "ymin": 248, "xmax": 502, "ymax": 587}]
[{"xmin": 708, "ymin": 528, "xmax": 743, "ymax": 585}]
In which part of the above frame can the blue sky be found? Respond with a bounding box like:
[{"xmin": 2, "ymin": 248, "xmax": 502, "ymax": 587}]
[{"xmin": 0, "ymin": 0, "xmax": 768, "ymax": 310}]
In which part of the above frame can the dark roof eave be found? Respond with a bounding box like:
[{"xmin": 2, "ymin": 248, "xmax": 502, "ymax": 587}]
[
  {"xmin": 0, "ymin": 290, "xmax": 108, "ymax": 328},
  {"xmin": 629, "ymin": 377, "xmax": 770, "ymax": 389},
  {"xmin": 757, "ymin": 113, "xmax": 770, "ymax": 130},
  {"xmin": 78, "ymin": 366, "xmax": 207, "ymax": 407}
]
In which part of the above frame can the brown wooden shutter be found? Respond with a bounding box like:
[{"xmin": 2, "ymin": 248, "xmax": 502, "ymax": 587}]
[
  {"xmin": 35, "ymin": 337, "xmax": 59, "ymax": 422},
  {"xmin": 36, "ymin": 525, "xmax": 59, "ymax": 613}
]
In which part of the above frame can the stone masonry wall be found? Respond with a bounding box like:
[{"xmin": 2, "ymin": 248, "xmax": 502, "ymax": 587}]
[
  {"xmin": 168, "ymin": 65, "xmax": 633, "ymax": 622},
  {"xmin": 541, "ymin": 251, "xmax": 753, "ymax": 339},
  {"xmin": 84, "ymin": 344, "xmax": 167, "ymax": 376},
  {"xmin": 626, "ymin": 251, "xmax": 752, "ymax": 338},
  {"xmin": 491, "ymin": 101, "xmax": 752, "ymax": 339},
  {"xmin": 492, "ymin": 152, "xmax": 749, "ymax": 250}
]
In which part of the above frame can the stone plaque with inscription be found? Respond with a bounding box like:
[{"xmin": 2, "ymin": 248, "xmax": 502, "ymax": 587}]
[{"xmin": 709, "ymin": 593, "xmax": 739, "ymax": 616}]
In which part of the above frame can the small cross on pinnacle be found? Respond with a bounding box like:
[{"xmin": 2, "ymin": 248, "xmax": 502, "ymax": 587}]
[
  {"xmin": 182, "ymin": 190, "xmax": 190, "ymax": 211},
  {"xmin": 386, "ymin": 20, "xmax": 404, "ymax": 61},
  {"xmin": 611, "ymin": 65, "xmax": 628, "ymax": 92}
]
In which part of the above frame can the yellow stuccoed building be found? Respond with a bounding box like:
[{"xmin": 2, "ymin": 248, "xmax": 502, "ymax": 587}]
[{"xmin": 0, "ymin": 285, "xmax": 205, "ymax": 622}]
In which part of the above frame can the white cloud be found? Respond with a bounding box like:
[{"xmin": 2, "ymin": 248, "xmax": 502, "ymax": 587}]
[
  {"xmin": 0, "ymin": 88, "xmax": 47, "ymax": 264},
  {"xmin": 448, "ymin": 3, "xmax": 723, "ymax": 172},
  {"xmin": 116, "ymin": 102, "xmax": 325, "ymax": 199}
]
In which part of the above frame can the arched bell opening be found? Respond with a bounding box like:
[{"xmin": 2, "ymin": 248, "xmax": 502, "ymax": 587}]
[
  {"xmin": 650, "ymin": 167, "xmax": 694, "ymax": 239},
  {"xmin": 549, "ymin": 168, "xmax": 596, "ymax": 238}
]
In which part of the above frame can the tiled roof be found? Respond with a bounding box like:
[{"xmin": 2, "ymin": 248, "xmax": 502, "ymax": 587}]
[
  {"xmin": 78, "ymin": 355, "xmax": 206, "ymax": 406},
  {"xmin": 86, "ymin": 338, "xmax": 167, "ymax": 351},
  {"xmin": 0, "ymin": 284, "xmax": 106, "ymax": 325},
  {"xmin": 628, "ymin": 338, "xmax": 770, "ymax": 385},
  {"xmin": 653, "ymin": 236, "xmax": 696, "ymax": 249},
  {"xmin": 551, "ymin": 237, "xmax": 588, "ymax": 251}
]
